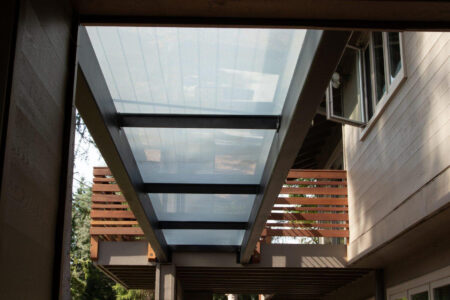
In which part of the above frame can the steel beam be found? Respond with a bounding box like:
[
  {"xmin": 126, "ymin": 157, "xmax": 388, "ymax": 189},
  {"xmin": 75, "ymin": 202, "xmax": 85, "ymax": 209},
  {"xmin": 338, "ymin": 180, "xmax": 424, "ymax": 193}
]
[
  {"xmin": 240, "ymin": 30, "xmax": 352, "ymax": 263},
  {"xmin": 76, "ymin": 27, "xmax": 169, "ymax": 261},
  {"xmin": 118, "ymin": 113, "xmax": 280, "ymax": 130},
  {"xmin": 158, "ymin": 222, "xmax": 248, "ymax": 230},
  {"xmin": 143, "ymin": 183, "xmax": 259, "ymax": 194}
]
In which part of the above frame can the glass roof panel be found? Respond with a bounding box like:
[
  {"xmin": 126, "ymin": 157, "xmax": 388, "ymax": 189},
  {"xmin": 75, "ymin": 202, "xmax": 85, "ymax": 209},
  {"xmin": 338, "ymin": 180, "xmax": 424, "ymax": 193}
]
[
  {"xmin": 150, "ymin": 193, "xmax": 254, "ymax": 222},
  {"xmin": 163, "ymin": 229, "xmax": 245, "ymax": 245},
  {"xmin": 124, "ymin": 127, "xmax": 275, "ymax": 184},
  {"xmin": 86, "ymin": 26, "xmax": 306, "ymax": 115}
]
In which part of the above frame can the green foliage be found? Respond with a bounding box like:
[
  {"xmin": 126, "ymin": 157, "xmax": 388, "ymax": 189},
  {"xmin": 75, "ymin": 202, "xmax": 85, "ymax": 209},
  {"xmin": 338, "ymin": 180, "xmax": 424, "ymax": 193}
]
[
  {"xmin": 70, "ymin": 178, "xmax": 153, "ymax": 299},
  {"xmin": 113, "ymin": 285, "xmax": 153, "ymax": 300},
  {"xmin": 70, "ymin": 178, "xmax": 116, "ymax": 299}
]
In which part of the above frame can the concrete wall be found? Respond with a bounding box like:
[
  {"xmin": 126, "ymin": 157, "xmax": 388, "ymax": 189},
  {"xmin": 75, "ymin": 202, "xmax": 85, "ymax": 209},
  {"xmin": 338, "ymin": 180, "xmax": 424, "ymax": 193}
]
[
  {"xmin": 343, "ymin": 32, "xmax": 450, "ymax": 262},
  {"xmin": 0, "ymin": 0, "xmax": 73, "ymax": 298}
]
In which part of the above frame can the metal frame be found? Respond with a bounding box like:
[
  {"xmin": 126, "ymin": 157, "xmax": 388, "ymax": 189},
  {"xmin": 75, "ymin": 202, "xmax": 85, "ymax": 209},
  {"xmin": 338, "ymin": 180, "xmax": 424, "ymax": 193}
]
[
  {"xmin": 79, "ymin": 15, "xmax": 450, "ymax": 31},
  {"xmin": 118, "ymin": 113, "xmax": 280, "ymax": 130},
  {"xmin": 240, "ymin": 30, "xmax": 352, "ymax": 263},
  {"xmin": 76, "ymin": 27, "xmax": 169, "ymax": 261},
  {"xmin": 143, "ymin": 183, "xmax": 259, "ymax": 194},
  {"xmin": 77, "ymin": 24, "xmax": 350, "ymax": 261}
]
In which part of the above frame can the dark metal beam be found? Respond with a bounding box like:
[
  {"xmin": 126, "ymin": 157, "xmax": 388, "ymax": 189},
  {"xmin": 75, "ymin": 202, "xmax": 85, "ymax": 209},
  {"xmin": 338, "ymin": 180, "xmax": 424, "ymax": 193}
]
[
  {"xmin": 78, "ymin": 15, "xmax": 450, "ymax": 31},
  {"xmin": 240, "ymin": 30, "xmax": 352, "ymax": 263},
  {"xmin": 169, "ymin": 245, "xmax": 240, "ymax": 252},
  {"xmin": 143, "ymin": 183, "xmax": 259, "ymax": 194},
  {"xmin": 158, "ymin": 221, "xmax": 248, "ymax": 230},
  {"xmin": 118, "ymin": 113, "xmax": 280, "ymax": 130},
  {"xmin": 76, "ymin": 27, "xmax": 169, "ymax": 261}
]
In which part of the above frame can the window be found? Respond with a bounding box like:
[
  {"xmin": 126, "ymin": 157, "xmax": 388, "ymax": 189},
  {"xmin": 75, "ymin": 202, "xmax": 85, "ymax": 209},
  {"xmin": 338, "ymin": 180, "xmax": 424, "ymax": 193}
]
[
  {"xmin": 431, "ymin": 277, "xmax": 450, "ymax": 300},
  {"xmin": 409, "ymin": 285, "xmax": 430, "ymax": 300},
  {"xmin": 326, "ymin": 31, "xmax": 405, "ymax": 130}
]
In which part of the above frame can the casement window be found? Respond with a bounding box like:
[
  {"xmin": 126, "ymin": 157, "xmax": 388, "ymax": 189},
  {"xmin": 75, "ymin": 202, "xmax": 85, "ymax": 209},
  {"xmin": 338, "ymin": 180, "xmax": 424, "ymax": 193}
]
[{"xmin": 326, "ymin": 31, "xmax": 405, "ymax": 130}]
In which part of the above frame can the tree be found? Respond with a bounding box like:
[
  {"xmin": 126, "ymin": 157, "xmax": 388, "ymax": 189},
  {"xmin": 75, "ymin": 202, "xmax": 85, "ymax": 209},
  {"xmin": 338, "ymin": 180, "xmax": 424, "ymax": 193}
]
[{"xmin": 70, "ymin": 178, "xmax": 116, "ymax": 299}]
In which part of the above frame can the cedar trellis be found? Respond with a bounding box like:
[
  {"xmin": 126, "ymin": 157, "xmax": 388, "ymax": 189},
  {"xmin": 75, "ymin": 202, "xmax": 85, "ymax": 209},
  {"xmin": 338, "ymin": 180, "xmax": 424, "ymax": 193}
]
[
  {"xmin": 89, "ymin": 168, "xmax": 348, "ymax": 260},
  {"xmin": 89, "ymin": 167, "xmax": 154, "ymax": 261}
]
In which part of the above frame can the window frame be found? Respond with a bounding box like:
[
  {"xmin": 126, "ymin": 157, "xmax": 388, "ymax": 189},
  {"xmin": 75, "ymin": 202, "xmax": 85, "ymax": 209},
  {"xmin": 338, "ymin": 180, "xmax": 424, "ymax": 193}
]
[
  {"xmin": 430, "ymin": 276, "xmax": 450, "ymax": 300},
  {"xmin": 326, "ymin": 44, "xmax": 367, "ymax": 127},
  {"xmin": 360, "ymin": 31, "xmax": 406, "ymax": 140},
  {"xmin": 408, "ymin": 284, "xmax": 430, "ymax": 300}
]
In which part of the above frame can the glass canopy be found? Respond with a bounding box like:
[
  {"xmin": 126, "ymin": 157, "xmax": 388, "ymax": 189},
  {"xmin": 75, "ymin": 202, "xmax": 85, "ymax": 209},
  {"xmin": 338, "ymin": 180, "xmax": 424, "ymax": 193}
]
[{"xmin": 86, "ymin": 26, "xmax": 306, "ymax": 247}]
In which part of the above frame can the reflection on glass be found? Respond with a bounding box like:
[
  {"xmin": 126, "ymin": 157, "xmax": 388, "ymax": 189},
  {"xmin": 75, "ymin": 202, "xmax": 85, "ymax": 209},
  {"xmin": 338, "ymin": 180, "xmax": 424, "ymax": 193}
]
[
  {"xmin": 330, "ymin": 47, "xmax": 363, "ymax": 123},
  {"xmin": 434, "ymin": 284, "xmax": 450, "ymax": 300},
  {"xmin": 125, "ymin": 128, "xmax": 275, "ymax": 184},
  {"xmin": 86, "ymin": 26, "xmax": 306, "ymax": 115},
  {"xmin": 163, "ymin": 229, "xmax": 245, "ymax": 245},
  {"xmin": 388, "ymin": 32, "xmax": 402, "ymax": 82},
  {"xmin": 394, "ymin": 297, "xmax": 407, "ymax": 300},
  {"xmin": 411, "ymin": 291, "xmax": 428, "ymax": 300},
  {"xmin": 149, "ymin": 193, "xmax": 254, "ymax": 222},
  {"xmin": 372, "ymin": 32, "xmax": 386, "ymax": 102}
]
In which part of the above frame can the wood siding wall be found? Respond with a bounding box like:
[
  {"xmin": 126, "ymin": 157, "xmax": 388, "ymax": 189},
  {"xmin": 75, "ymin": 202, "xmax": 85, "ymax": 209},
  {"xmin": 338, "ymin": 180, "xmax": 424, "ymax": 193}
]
[
  {"xmin": 343, "ymin": 32, "xmax": 450, "ymax": 262},
  {"xmin": 0, "ymin": 0, "xmax": 72, "ymax": 299}
]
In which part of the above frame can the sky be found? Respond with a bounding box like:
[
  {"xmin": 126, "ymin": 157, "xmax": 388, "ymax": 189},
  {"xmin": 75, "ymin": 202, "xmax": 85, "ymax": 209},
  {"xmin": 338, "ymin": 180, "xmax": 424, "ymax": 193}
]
[{"xmin": 72, "ymin": 124, "xmax": 105, "ymax": 191}]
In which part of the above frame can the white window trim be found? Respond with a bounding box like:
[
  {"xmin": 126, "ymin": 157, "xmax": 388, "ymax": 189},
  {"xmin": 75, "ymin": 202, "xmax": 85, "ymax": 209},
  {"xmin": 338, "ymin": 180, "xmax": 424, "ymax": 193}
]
[
  {"xmin": 359, "ymin": 32, "xmax": 407, "ymax": 141},
  {"xmin": 387, "ymin": 265, "xmax": 450, "ymax": 300},
  {"xmin": 430, "ymin": 276, "xmax": 450, "ymax": 300},
  {"xmin": 408, "ymin": 284, "xmax": 430, "ymax": 299}
]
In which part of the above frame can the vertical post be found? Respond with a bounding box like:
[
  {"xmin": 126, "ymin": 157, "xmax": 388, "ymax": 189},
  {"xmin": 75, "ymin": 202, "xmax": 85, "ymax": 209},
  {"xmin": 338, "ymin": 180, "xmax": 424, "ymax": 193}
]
[
  {"xmin": 375, "ymin": 269, "xmax": 386, "ymax": 300},
  {"xmin": 155, "ymin": 264, "xmax": 176, "ymax": 300},
  {"xmin": 90, "ymin": 236, "xmax": 98, "ymax": 261}
]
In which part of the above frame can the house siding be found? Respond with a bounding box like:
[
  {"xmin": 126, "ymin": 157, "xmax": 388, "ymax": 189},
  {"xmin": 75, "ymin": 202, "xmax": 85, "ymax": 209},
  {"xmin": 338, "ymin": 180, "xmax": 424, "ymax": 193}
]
[{"xmin": 344, "ymin": 32, "xmax": 450, "ymax": 262}]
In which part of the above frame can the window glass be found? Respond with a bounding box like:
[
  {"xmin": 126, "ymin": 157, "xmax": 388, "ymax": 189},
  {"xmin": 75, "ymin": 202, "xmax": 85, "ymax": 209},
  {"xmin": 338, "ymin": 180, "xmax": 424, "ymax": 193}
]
[
  {"xmin": 328, "ymin": 47, "xmax": 364, "ymax": 125},
  {"xmin": 363, "ymin": 44, "xmax": 373, "ymax": 119},
  {"xmin": 393, "ymin": 297, "xmax": 406, "ymax": 300},
  {"xmin": 387, "ymin": 32, "xmax": 402, "ymax": 82},
  {"xmin": 434, "ymin": 284, "xmax": 450, "ymax": 300},
  {"xmin": 411, "ymin": 291, "xmax": 428, "ymax": 300},
  {"xmin": 372, "ymin": 32, "xmax": 386, "ymax": 102}
]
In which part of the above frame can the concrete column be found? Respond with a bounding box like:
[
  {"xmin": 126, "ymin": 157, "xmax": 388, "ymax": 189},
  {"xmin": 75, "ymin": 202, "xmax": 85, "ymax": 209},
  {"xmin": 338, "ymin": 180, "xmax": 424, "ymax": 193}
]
[
  {"xmin": 155, "ymin": 264, "xmax": 176, "ymax": 300},
  {"xmin": 375, "ymin": 269, "xmax": 386, "ymax": 300}
]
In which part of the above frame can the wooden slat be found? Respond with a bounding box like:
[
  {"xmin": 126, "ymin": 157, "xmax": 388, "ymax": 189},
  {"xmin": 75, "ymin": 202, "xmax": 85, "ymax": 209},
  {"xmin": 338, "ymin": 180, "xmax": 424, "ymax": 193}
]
[
  {"xmin": 93, "ymin": 167, "xmax": 112, "ymax": 176},
  {"xmin": 91, "ymin": 210, "xmax": 136, "ymax": 219},
  {"xmin": 92, "ymin": 183, "xmax": 120, "ymax": 193},
  {"xmin": 148, "ymin": 243, "xmax": 156, "ymax": 262},
  {"xmin": 266, "ymin": 223, "xmax": 349, "ymax": 229},
  {"xmin": 262, "ymin": 228, "xmax": 349, "ymax": 238},
  {"xmin": 90, "ymin": 236, "xmax": 99, "ymax": 260},
  {"xmin": 274, "ymin": 207, "xmax": 348, "ymax": 212},
  {"xmin": 276, "ymin": 197, "xmax": 348, "ymax": 206},
  {"xmin": 91, "ymin": 220, "xmax": 139, "ymax": 226},
  {"xmin": 284, "ymin": 180, "xmax": 347, "ymax": 186},
  {"xmin": 268, "ymin": 213, "xmax": 349, "ymax": 221},
  {"xmin": 92, "ymin": 194, "xmax": 126, "ymax": 203},
  {"xmin": 287, "ymin": 170, "xmax": 347, "ymax": 179},
  {"xmin": 93, "ymin": 177, "xmax": 116, "ymax": 183},
  {"xmin": 91, "ymin": 204, "xmax": 129, "ymax": 209},
  {"xmin": 280, "ymin": 187, "xmax": 347, "ymax": 195},
  {"xmin": 90, "ymin": 227, "xmax": 144, "ymax": 236}
]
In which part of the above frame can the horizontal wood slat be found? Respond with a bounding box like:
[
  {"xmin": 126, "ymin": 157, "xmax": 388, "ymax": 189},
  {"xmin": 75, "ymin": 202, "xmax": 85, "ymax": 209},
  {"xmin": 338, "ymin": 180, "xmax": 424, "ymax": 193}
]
[
  {"xmin": 280, "ymin": 187, "xmax": 347, "ymax": 195},
  {"xmin": 287, "ymin": 170, "xmax": 347, "ymax": 179},
  {"xmin": 92, "ymin": 183, "xmax": 121, "ymax": 193},
  {"xmin": 92, "ymin": 194, "xmax": 126, "ymax": 203},
  {"xmin": 91, "ymin": 210, "xmax": 135, "ymax": 219},
  {"xmin": 91, "ymin": 220, "xmax": 139, "ymax": 226},
  {"xmin": 266, "ymin": 223, "xmax": 349, "ymax": 229},
  {"xmin": 275, "ymin": 207, "xmax": 348, "ymax": 212},
  {"xmin": 91, "ymin": 204, "xmax": 129, "ymax": 209},
  {"xmin": 276, "ymin": 197, "xmax": 348, "ymax": 205},
  {"xmin": 268, "ymin": 213, "xmax": 348, "ymax": 221},
  {"xmin": 90, "ymin": 227, "xmax": 144, "ymax": 236},
  {"xmin": 284, "ymin": 180, "xmax": 347, "ymax": 186},
  {"xmin": 262, "ymin": 228, "xmax": 349, "ymax": 238},
  {"xmin": 93, "ymin": 167, "xmax": 112, "ymax": 176}
]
